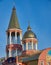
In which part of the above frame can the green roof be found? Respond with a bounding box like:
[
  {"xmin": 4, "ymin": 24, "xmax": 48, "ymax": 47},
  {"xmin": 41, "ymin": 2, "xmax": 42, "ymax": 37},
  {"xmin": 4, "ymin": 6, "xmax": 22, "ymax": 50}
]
[
  {"xmin": 8, "ymin": 6, "xmax": 20, "ymax": 29},
  {"xmin": 21, "ymin": 53, "xmax": 40, "ymax": 62},
  {"xmin": 19, "ymin": 52, "xmax": 41, "ymax": 62}
]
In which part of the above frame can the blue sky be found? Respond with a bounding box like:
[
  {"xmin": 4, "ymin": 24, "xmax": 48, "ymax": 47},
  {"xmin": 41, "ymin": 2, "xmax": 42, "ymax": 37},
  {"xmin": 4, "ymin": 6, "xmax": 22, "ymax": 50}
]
[{"xmin": 0, "ymin": 0, "xmax": 51, "ymax": 57}]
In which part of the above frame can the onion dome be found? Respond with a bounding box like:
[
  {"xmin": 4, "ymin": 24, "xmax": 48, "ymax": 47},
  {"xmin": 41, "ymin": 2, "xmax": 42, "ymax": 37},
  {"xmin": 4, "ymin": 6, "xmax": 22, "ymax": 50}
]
[{"xmin": 23, "ymin": 24, "xmax": 37, "ymax": 40}]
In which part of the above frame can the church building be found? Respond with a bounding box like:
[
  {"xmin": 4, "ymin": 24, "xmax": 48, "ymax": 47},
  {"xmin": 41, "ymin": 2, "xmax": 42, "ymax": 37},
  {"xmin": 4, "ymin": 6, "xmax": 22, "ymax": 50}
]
[{"xmin": 2, "ymin": 6, "xmax": 51, "ymax": 65}]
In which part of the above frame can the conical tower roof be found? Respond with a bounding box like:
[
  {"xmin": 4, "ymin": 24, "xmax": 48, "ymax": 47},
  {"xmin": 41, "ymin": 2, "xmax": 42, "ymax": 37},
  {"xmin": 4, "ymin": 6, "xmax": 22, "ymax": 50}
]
[{"xmin": 8, "ymin": 6, "xmax": 20, "ymax": 29}]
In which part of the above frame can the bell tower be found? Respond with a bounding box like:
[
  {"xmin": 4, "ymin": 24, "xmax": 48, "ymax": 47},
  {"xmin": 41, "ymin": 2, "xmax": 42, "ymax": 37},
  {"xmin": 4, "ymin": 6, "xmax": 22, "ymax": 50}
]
[
  {"xmin": 22, "ymin": 24, "xmax": 38, "ymax": 51},
  {"xmin": 6, "ymin": 6, "xmax": 22, "ymax": 58}
]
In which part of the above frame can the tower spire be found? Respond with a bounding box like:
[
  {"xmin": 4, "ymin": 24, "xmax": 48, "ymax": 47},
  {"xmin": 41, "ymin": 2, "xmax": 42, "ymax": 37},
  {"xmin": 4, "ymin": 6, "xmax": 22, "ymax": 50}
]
[{"xmin": 8, "ymin": 6, "xmax": 20, "ymax": 29}]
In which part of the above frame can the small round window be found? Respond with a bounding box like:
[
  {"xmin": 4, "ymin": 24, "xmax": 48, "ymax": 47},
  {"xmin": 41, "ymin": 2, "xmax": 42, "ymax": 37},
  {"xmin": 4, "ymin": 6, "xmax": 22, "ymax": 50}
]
[{"xmin": 48, "ymin": 50, "xmax": 51, "ymax": 56}]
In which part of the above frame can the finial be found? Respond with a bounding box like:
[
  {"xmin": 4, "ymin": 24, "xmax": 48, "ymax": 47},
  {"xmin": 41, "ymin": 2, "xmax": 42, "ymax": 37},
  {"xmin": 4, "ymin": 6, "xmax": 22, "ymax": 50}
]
[
  {"xmin": 28, "ymin": 21, "xmax": 30, "ymax": 26},
  {"xmin": 27, "ymin": 21, "xmax": 31, "ymax": 30},
  {"xmin": 13, "ymin": 0, "xmax": 16, "ymax": 10}
]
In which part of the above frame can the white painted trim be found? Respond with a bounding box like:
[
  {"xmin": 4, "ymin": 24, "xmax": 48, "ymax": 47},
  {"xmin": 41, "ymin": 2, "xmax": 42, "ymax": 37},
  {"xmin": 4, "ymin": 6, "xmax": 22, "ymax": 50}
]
[
  {"xmin": 20, "ymin": 33, "xmax": 22, "ymax": 45},
  {"xmin": 10, "ymin": 32, "xmax": 11, "ymax": 44},
  {"xmin": 36, "ymin": 43, "xmax": 38, "ymax": 50},
  {"xmin": 26, "ymin": 42, "xmax": 28, "ymax": 50},
  {"xmin": 8, "ymin": 28, "xmax": 22, "ymax": 31},
  {"xmin": 15, "ymin": 32, "xmax": 17, "ymax": 43},
  {"xmin": 32, "ymin": 42, "xmax": 33, "ymax": 49},
  {"xmin": 9, "ymin": 50, "xmax": 12, "ymax": 57},
  {"xmin": 16, "ymin": 49, "xmax": 17, "ymax": 56}
]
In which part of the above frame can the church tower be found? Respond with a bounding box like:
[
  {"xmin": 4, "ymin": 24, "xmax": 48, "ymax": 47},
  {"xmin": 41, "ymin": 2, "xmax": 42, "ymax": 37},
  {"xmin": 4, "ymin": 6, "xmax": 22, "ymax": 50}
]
[
  {"xmin": 6, "ymin": 6, "xmax": 22, "ymax": 58},
  {"xmin": 22, "ymin": 24, "xmax": 38, "ymax": 51}
]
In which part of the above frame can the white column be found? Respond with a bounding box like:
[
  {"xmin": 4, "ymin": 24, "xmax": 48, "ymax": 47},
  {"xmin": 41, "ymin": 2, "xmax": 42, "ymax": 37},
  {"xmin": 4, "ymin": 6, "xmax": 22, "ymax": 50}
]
[
  {"xmin": 6, "ymin": 51, "xmax": 7, "ymax": 58},
  {"xmin": 36, "ymin": 43, "xmax": 38, "ymax": 50},
  {"xmin": 26, "ymin": 42, "xmax": 28, "ymax": 50},
  {"xmin": 15, "ymin": 32, "xmax": 17, "ymax": 43},
  {"xmin": 10, "ymin": 32, "xmax": 11, "ymax": 44},
  {"xmin": 23, "ymin": 44, "xmax": 24, "ymax": 51},
  {"xmin": 20, "ymin": 32, "xmax": 22, "ymax": 45},
  {"xmin": 32, "ymin": 42, "xmax": 33, "ymax": 49},
  {"xmin": 9, "ymin": 50, "xmax": 12, "ymax": 57},
  {"xmin": 16, "ymin": 49, "xmax": 18, "ymax": 56}
]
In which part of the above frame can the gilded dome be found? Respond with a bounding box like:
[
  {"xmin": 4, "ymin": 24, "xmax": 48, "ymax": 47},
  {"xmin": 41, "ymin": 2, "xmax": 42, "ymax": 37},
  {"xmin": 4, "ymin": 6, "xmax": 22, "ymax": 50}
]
[{"xmin": 23, "ymin": 25, "xmax": 37, "ymax": 40}]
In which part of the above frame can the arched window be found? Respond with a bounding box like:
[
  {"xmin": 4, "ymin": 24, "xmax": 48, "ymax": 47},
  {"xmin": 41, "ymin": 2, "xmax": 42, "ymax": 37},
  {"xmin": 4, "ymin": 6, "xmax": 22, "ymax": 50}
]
[
  {"xmin": 41, "ymin": 61, "xmax": 44, "ymax": 65},
  {"xmin": 17, "ymin": 32, "xmax": 21, "ymax": 44},
  {"xmin": 17, "ymin": 50, "xmax": 22, "ymax": 56},
  {"xmin": 7, "ymin": 32, "xmax": 10, "ymax": 44},
  {"xmin": 28, "ymin": 42, "xmax": 32, "ymax": 50},
  {"xmin": 17, "ymin": 35, "xmax": 20, "ymax": 43},
  {"xmin": 11, "ymin": 32, "xmax": 15, "ymax": 44},
  {"xmin": 7, "ymin": 51, "xmax": 9, "ymax": 57},
  {"xmin": 33, "ymin": 44, "xmax": 35, "ymax": 49},
  {"xmin": 12, "ymin": 50, "xmax": 16, "ymax": 57}
]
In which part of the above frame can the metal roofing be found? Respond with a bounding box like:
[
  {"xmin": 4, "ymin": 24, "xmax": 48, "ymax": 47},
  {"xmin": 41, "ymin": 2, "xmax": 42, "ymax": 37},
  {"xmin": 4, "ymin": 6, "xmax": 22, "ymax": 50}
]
[
  {"xmin": 8, "ymin": 6, "xmax": 20, "ymax": 29},
  {"xmin": 23, "ymin": 25, "xmax": 37, "ymax": 40},
  {"xmin": 19, "ymin": 53, "xmax": 41, "ymax": 62}
]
